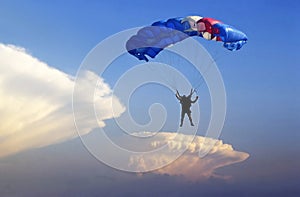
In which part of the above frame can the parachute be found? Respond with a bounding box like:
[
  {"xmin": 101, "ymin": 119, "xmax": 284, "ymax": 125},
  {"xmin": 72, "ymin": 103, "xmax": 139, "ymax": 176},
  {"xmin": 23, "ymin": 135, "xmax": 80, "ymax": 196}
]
[{"xmin": 126, "ymin": 15, "xmax": 248, "ymax": 62}]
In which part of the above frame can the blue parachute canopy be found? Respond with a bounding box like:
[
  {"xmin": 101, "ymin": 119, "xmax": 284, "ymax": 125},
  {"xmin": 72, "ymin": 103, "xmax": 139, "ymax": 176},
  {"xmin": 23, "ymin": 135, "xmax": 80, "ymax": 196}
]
[{"xmin": 126, "ymin": 16, "xmax": 248, "ymax": 61}]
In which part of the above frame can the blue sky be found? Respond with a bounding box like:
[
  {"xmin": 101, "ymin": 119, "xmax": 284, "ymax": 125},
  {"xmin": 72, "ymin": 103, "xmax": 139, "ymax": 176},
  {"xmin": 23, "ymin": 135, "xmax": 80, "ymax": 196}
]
[{"xmin": 0, "ymin": 0, "xmax": 300, "ymax": 196}]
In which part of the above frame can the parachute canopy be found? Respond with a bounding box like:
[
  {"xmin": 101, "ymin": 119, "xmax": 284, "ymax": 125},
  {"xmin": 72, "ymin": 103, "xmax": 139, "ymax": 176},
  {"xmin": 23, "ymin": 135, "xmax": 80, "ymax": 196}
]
[{"xmin": 126, "ymin": 15, "xmax": 248, "ymax": 61}]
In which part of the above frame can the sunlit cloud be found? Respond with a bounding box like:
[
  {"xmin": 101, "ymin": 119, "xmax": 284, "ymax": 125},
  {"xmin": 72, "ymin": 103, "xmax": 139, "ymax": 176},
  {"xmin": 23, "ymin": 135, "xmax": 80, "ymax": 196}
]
[
  {"xmin": 0, "ymin": 43, "xmax": 248, "ymax": 181},
  {"xmin": 128, "ymin": 132, "xmax": 249, "ymax": 181},
  {"xmin": 0, "ymin": 43, "xmax": 125, "ymax": 158}
]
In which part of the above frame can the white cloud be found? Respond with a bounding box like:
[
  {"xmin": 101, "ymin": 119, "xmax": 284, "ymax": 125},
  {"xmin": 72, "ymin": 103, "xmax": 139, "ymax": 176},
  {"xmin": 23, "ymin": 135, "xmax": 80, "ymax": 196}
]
[
  {"xmin": 0, "ymin": 43, "xmax": 249, "ymax": 181},
  {"xmin": 0, "ymin": 43, "xmax": 125, "ymax": 158},
  {"xmin": 128, "ymin": 132, "xmax": 249, "ymax": 181}
]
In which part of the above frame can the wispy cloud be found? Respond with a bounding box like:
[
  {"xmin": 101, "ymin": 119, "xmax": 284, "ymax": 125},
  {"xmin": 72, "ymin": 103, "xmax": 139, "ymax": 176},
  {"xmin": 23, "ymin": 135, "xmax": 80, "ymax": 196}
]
[
  {"xmin": 129, "ymin": 132, "xmax": 249, "ymax": 181},
  {"xmin": 0, "ymin": 43, "xmax": 125, "ymax": 158}
]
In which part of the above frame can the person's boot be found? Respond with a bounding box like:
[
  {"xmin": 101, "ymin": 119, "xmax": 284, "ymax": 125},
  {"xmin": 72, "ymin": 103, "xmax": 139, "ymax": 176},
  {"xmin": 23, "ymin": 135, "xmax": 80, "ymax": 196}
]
[{"xmin": 190, "ymin": 122, "xmax": 194, "ymax": 126}]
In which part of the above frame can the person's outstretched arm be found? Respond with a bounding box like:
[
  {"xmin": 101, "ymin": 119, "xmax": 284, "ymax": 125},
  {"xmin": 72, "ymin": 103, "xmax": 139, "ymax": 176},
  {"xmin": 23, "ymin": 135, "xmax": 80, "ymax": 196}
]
[
  {"xmin": 192, "ymin": 96, "xmax": 199, "ymax": 103},
  {"xmin": 176, "ymin": 90, "xmax": 182, "ymax": 100}
]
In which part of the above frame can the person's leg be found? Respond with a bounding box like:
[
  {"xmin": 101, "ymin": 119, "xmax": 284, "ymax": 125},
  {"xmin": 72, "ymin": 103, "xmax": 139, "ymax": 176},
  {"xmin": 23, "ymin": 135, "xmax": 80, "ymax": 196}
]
[
  {"xmin": 180, "ymin": 111, "xmax": 185, "ymax": 127},
  {"xmin": 187, "ymin": 113, "xmax": 194, "ymax": 126}
]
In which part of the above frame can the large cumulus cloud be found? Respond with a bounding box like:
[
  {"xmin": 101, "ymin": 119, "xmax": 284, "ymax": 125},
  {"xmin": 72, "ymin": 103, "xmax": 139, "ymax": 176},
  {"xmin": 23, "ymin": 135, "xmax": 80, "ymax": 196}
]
[
  {"xmin": 0, "ymin": 43, "xmax": 125, "ymax": 158},
  {"xmin": 128, "ymin": 132, "xmax": 249, "ymax": 181}
]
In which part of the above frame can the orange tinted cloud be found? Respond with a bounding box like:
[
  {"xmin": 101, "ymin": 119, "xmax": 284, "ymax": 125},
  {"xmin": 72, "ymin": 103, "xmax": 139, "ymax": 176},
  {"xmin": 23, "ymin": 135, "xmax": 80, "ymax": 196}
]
[{"xmin": 128, "ymin": 132, "xmax": 249, "ymax": 181}]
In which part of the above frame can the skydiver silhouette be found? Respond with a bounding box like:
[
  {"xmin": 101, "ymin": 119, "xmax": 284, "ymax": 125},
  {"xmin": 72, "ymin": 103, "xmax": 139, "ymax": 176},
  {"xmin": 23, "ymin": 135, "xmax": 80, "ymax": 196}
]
[{"xmin": 175, "ymin": 89, "xmax": 198, "ymax": 127}]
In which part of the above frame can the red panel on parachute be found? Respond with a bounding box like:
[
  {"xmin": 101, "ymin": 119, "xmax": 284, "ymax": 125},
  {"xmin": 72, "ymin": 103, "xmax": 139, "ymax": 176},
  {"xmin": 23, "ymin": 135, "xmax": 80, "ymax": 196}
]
[{"xmin": 197, "ymin": 17, "xmax": 222, "ymax": 34}]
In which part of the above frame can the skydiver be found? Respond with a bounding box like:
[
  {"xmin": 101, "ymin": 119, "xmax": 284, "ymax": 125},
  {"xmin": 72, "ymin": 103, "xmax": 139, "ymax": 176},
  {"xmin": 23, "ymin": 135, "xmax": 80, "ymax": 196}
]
[{"xmin": 175, "ymin": 89, "xmax": 198, "ymax": 127}]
